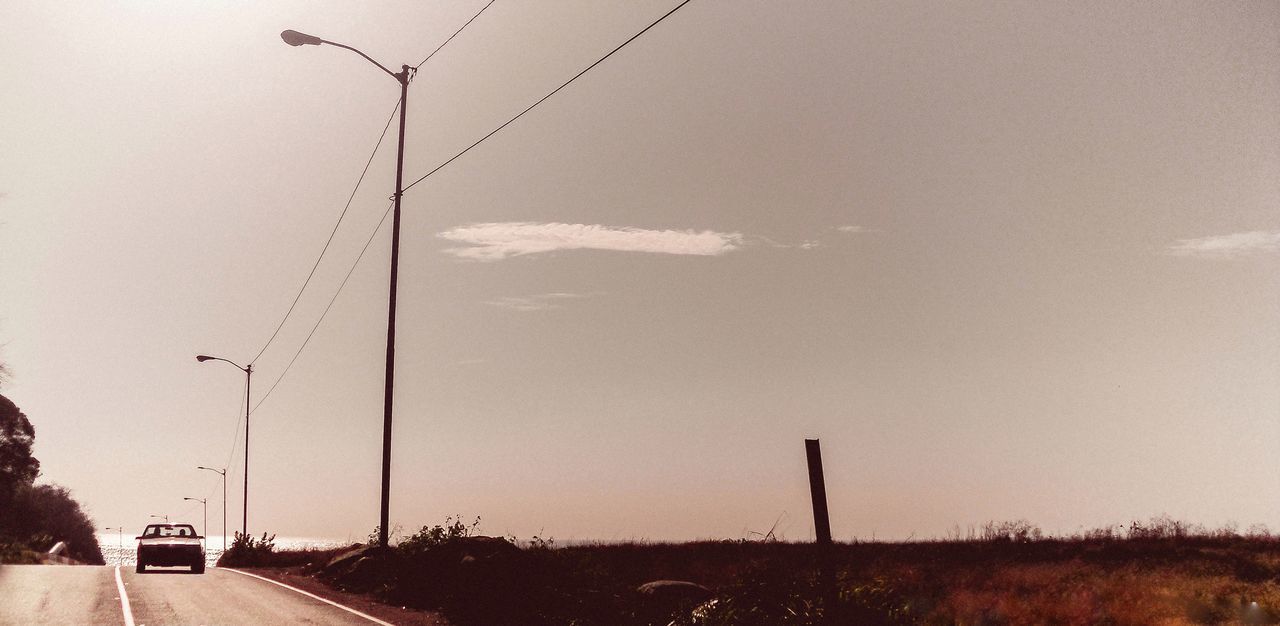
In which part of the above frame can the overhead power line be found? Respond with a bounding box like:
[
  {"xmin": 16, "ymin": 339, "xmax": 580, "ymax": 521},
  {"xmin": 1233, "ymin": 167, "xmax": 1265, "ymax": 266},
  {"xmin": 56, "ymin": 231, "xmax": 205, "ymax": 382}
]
[
  {"xmin": 247, "ymin": 0, "xmax": 497, "ymax": 368},
  {"xmin": 249, "ymin": 100, "xmax": 401, "ymax": 366},
  {"xmin": 401, "ymin": 0, "xmax": 694, "ymax": 194},
  {"xmin": 416, "ymin": 0, "xmax": 497, "ymax": 69},
  {"xmin": 250, "ymin": 202, "xmax": 395, "ymax": 415},
  {"xmin": 239, "ymin": 0, "xmax": 692, "ymax": 414},
  {"xmin": 223, "ymin": 377, "xmax": 249, "ymax": 474}
]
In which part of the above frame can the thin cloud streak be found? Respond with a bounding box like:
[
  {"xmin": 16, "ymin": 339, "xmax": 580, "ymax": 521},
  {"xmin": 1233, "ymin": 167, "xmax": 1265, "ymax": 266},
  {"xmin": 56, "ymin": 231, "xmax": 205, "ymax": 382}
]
[
  {"xmin": 1168, "ymin": 230, "xmax": 1280, "ymax": 258},
  {"xmin": 438, "ymin": 222, "xmax": 744, "ymax": 261},
  {"xmin": 486, "ymin": 292, "xmax": 588, "ymax": 312}
]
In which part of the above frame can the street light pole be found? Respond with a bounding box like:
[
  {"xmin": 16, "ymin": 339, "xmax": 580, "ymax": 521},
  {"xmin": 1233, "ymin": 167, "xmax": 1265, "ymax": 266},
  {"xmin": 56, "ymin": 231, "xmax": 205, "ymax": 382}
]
[
  {"xmin": 196, "ymin": 355, "xmax": 252, "ymax": 538},
  {"xmin": 103, "ymin": 526, "xmax": 123, "ymax": 565},
  {"xmin": 184, "ymin": 497, "xmax": 207, "ymax": 546},
  {"xmin": 149, "ymin": 514, "xmax": 169, "ymax": 523},
  {"xmin": 282, "ymin": 29, "xmax": 411, "ymax": 549},
  {"xmin": 197, "ymin": 466, "xmax": 227, "ymax": 553}
]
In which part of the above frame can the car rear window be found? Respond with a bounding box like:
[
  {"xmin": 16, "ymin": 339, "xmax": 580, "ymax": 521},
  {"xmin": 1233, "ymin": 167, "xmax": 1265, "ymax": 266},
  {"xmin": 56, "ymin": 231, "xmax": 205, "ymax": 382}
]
[{"xmin": 145, "ymin": 525, "xmax": 198, "ymax": 537}]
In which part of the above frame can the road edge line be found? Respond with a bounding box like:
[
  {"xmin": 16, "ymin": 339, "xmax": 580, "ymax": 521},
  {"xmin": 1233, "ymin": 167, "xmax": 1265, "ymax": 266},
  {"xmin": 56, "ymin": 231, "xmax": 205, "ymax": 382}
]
[
  {"xmin": 113, "ymin": 565, "xmax": 136, "ymax": 626},
  {"xmin": 222, "ymin": 567, "xmax": 397, "ymax": 626}
]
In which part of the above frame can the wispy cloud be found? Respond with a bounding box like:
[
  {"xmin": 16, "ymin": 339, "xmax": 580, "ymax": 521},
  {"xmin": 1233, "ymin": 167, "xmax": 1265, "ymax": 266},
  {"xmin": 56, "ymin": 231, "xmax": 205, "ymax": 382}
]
[
  {"xmin": 438, "ymin": 222, "xmax": 744, "ymax": 261},
  {"xmin": 485, "ymin": 292, "xmax": 588, "ymax": 312},
  {"xmin": 1167, "ymin": 230, "xmax": 1280, "ymax": 258},
  {"xmin": 795, "ymin": 225, "xmax": 880, "ymax": 251}
]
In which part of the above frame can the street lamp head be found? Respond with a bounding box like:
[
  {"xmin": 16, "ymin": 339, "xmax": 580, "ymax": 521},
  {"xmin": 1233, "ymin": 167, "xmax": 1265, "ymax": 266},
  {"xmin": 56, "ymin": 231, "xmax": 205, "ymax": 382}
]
[
  {"xmin": 281, "ymin": 29, "xmax": 323, "ymax": 47},
  {"xmin": 195, "ymin": 355, "xmax": 213, "ymax": 362}
]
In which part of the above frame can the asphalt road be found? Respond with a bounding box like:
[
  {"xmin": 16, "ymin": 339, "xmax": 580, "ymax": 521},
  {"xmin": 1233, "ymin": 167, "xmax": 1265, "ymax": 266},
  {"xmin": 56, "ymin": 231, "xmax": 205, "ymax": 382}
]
[{"xmin": 0, "ymin": 565, "xmax": 393, "ymax": 625}]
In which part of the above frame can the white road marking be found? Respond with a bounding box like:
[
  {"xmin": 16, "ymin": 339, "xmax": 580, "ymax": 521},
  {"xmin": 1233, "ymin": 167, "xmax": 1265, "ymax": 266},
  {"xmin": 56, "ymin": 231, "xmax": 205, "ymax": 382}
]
[
  {"xmin": 222, "ymin": 568, "xmax": 396, "ymax": 626},
  {"xmin": 114, "ymin": 565, "xmax": 136, "ymax": 626}
]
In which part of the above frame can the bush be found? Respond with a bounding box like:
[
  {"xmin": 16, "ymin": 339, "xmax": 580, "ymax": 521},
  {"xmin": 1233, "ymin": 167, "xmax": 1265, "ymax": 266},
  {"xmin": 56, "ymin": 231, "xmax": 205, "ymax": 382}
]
[
  {"xmin": 396, "ymin": 515, "xmax": 481, "ymax": 555},
  {"xmin": 980, "ymin": 520, "xmax": 1043, "ymax": 543},
  {"xmin": 0, "ymin": 483, "xmax": 104, "ymax": 564},
  {"xmin": 0, "ymin": 392, "xmax": 103, "ymax": 565},
  {"xmin": 216, "ymin": 531, "xmax": 277, "ymax": 567}
]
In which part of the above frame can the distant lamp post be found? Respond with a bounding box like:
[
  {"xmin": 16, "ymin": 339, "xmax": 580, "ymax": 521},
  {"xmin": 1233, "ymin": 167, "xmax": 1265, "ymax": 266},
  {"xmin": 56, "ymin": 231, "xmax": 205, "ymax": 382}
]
[
  {"xmin": 149, "ymin": 514, "xmax": 169, "ymax": 523},
  {"xmin": 184, "ymin": 497, "xmax": 207, "ymax": 546},
  {"xmin": 196, "ymin": 354, "xmax": 252, "ymax": 538},
  {"xmin": 103, "ymin": 526, "xmax": 123, "ymax": 565},
  {"xmin": 197, "ymin": 465, "xmax": 227, "ymax": 553},
  {"xmin": 282, "ymin": 28, "xmax": 412, "ymax": 549}
]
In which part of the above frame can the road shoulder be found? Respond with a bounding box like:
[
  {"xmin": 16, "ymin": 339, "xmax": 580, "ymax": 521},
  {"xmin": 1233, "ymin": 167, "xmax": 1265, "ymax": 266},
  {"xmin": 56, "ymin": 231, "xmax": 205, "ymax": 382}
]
[{"xmin": 233, "ymin": 566, "xmax": 451, "ymax": 626}]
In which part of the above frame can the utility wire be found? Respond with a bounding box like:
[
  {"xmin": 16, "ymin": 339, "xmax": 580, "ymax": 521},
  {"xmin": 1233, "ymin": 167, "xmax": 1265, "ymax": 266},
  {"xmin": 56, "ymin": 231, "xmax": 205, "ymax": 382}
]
[
  {"xmin": 415, "ymin": 0, "xmax": 496, "ymax": 70},
  {"xmin": 250, "ymin": 202, "xmax": 395, "ymax": 415},
  {"xmin": 248, "ymin": 100, "xmax": 401, "ymax": 366},
  {"xmin": 222, "ymin": 377, "xmax": 249, "ymax": 478},
  {"xmin": 402, "ymin": 0, "xmax": 694, "ymax": 194},
  {"xmin": 197, "ymin": 2, "xmax": 494, "ymax": 525},
  {"xmin": 244, "ymin": 0, "xmax": 495, "ymax": 367},
  {"xmin": 238, "ymin": 0, "xmax": 692, "ymax": 417}
]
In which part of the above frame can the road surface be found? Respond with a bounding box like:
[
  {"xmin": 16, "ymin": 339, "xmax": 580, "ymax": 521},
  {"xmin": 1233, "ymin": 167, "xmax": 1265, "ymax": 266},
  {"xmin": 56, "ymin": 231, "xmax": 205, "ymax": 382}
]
[{"xmin": 0, "ymin": 564, "xmax": 394, "ymax": 625}]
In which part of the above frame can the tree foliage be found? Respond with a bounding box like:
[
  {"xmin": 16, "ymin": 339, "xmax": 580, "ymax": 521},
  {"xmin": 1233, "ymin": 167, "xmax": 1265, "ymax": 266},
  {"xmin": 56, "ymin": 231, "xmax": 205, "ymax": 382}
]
[
  {"xmin": 2, "ymin": 483, "xmax": 105, "ymax": 564},
  {"xmin": 0, "ymin": 392, "xmax": 103, "ymax": 564},
  {"xmin": 0, "ymin": 394, "xmax": 39, "ymax": 504}
]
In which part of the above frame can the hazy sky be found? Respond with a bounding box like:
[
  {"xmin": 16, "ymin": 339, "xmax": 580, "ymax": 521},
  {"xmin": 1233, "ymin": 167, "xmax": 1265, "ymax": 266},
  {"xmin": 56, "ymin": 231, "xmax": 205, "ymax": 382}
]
[{"xmin": 2, "ymin": 1, "xmax": 1277, "ymax": 543}]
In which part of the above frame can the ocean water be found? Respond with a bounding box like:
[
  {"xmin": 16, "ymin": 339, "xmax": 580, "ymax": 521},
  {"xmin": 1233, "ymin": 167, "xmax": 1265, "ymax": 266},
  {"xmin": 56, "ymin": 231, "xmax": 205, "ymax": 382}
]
[{"xmin": 96, "ymin": 533, "xmax": 350, "ymax": 567}]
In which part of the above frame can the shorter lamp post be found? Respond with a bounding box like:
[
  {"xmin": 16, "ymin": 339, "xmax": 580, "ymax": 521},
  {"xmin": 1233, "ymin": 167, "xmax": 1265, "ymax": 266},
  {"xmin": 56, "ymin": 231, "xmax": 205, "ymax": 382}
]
[
  {"xmin": 196, "ymin": 354, "xmax": 251, "ymax": 537},
  {"xmin": 103, "ymin": 526, "xmax": 123, "ymax": 565},
  {"xmin": 149, "ymin": 514, "xmax": 169, "ymax": 524},
  {"xmin": 197, "ymin": 466, "xmax": 227, "ymax": 553},
  {"xmin": 184, "ymin": 497, "xmax": 207, "ymax": 545}
]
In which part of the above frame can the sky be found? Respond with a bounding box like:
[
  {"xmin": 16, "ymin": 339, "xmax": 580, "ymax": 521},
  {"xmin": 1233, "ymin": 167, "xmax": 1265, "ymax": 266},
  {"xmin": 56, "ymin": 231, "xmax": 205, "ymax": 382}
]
[{"xmin": 1, "ymin": 0, "xmax": 1278, "ymax": 543}]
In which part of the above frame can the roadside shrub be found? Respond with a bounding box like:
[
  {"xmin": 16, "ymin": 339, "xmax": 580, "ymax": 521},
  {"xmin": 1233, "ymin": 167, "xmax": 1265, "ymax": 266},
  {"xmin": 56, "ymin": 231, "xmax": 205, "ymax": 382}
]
[
  {"xmin": 0, "ymin": 483, "xmax": 104, "ymax": 564},
  {"xmin": 395, "ymin": 515, "xmax": 481, "ymax": 555},
  {"xmin": 0, "ymin": 392, "xmax": 104, "ymax": 565},
  {"xmin": 0, "ymin": 542, "xmax": 40, "ymax": 564},
  {"xmin": 216, "ymin": 531, "xmax": 277, "ymax": 567}
]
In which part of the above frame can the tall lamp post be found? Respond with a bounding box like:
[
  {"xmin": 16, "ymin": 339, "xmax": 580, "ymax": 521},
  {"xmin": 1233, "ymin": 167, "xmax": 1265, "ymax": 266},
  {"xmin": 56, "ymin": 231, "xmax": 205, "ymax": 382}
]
[
  {"xmin": 183, "ymin": 497, "xmax": 207, "ymax": 546},
  {"xmin": 281, "ymin": 28, "xmax": 411, "ymax": 549},
  {"xmin": 195, "ymin": 355, "xmax": 251, "ymax": 538},
  {"xmin": 197, "ymin": 465, "xmax": 227, "ymax": 553}
]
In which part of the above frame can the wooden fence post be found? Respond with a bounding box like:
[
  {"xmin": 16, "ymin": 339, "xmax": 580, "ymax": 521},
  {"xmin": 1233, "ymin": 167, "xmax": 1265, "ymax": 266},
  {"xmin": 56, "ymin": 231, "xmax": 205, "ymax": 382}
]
[{"xmin": 805, "ymin": 438, "xmax": 832, "ymax": 545}]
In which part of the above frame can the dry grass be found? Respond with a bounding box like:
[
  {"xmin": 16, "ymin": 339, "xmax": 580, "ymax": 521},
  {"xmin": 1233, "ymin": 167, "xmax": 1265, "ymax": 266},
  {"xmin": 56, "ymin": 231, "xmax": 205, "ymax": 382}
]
[{"xmin": 256, "ymin": 521, "xmax": 1280, "ymax": 624}]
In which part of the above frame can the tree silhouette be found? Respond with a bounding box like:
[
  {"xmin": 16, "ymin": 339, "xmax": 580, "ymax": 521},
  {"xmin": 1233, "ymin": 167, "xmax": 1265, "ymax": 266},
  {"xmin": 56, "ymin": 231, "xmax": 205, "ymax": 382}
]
[{"xmin": 0, "ymin": 393, "xmax": 39, "ymax": 505}]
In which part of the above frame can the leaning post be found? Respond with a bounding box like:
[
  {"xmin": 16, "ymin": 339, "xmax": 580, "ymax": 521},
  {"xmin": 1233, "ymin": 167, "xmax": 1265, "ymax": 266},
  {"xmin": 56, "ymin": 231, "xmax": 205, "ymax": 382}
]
[
  {"xmin": 805, "ymin": 438, "xmax": 833, "ymax": 545},
  {"xmin": 805, "ymin": 438, "xmax": 837, "ymax": 616}
]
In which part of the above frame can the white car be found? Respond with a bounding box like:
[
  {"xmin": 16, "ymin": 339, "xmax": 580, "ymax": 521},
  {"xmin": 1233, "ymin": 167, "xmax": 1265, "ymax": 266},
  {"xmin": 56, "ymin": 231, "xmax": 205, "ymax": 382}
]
[{"xmin": 135, "ymin": 523, "xmax": 205, "ymax": 574}]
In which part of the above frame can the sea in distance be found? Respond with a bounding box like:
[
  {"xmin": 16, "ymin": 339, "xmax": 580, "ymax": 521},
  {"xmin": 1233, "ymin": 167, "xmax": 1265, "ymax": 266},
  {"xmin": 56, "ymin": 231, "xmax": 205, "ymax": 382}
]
[{"xmin": 96, "ymin": 533, "xmax": 352, "ymax": 567}]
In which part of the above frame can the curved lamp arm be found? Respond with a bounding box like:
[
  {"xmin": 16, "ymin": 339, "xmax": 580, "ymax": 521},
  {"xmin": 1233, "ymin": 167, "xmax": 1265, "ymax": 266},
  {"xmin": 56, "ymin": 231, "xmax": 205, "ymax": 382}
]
[
  {"xmin": 281, "ymin": 29, "xmax": 401, "ymax": 81},
  {"xmin": 195, "ymin": 355, "xmax": 249, "ymax": 373}
]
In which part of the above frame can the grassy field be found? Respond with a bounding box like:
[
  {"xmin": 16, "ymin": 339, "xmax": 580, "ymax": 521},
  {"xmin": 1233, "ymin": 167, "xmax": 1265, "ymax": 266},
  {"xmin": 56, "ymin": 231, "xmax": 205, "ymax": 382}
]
[{"xmin": 224, "ymin": 519, "xmax": 1280, "ymax": 625}]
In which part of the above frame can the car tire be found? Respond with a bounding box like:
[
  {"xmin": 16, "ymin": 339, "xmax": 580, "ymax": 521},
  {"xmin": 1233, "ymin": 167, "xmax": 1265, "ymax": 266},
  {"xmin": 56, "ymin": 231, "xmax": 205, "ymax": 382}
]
[
  {"xmin": 193, "ymin": 560, "xmax": 205, "ymax": 574},
  {"xmin": 136, "ymin": 561, "xmax": 146, "ymax": 574}
]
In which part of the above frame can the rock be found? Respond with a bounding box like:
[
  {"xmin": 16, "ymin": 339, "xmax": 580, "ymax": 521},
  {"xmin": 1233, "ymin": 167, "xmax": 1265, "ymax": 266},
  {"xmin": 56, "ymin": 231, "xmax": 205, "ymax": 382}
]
[
  {"xmin": 636, "ymin": 579, "xmax": 713, "ymax": 603},
  {"xmin": 415, "ymin": 536, "xmax": 518, "ymax": 565},
  {"xmin": 323, "ymin": 544, "xmax": 378, "ymax": 577},
  {"xmin": 635, "ymin": 580, "xmax": 715, "ymax": 621},
  {"xmin": 340, "ymin": 555, "xmax": 381, "ymax": 590},
  {"xmin": 455, "ymin": 536, "xmax": 519, "ymax": 559}
]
